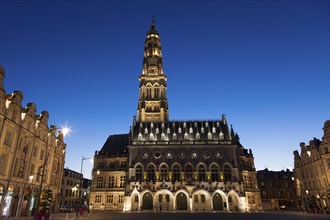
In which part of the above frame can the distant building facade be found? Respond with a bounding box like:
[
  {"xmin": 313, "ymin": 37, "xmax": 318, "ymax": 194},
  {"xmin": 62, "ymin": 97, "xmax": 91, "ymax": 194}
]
[
  {"xmin": 257, "ymin": 169, "xmax": 296, "ymax": 210},
  {"xmin": 90, "ymin": 20, "xmax": 262, "ymax": 212},
  {"xmin": 59, "ymin": 168, "xmax": 82, "ymax": 210},
  {"xmin": 293, "ymin": 120, "xmax": 330, "ymax": 213},
  {"xmin": 0, "ymin": 66, "xmax": 67, "ymax": 216},
  {"xmin": 59, "ymin": 168, "xmax": 91, "ymax": 211}
]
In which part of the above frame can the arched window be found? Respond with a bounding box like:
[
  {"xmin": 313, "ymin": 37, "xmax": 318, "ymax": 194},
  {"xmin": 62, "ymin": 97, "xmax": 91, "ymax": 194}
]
[
  {"xmin": 211, "ymin": 165, "xmax": 219, "ymax": 182},
  {"xmin": 135, "ymin": 165, "xmax": 143, "ymax": 182},
  {"xmin": 147, "ymin": 165, "xmax": 155, "ymax": 182},
  {"xmin": 207, "ymin": 132, "xmax": 212, "ymax": 140},
  {"xmin": 198, "ymin": 165, "xmax": 206, "ymax": 182},
  {"xmin": 173, "ymin": 165, "xmax": 180, "ymax": 182},
  {"xmin": 160, "ymin": 165, "xmax": 168, "ymax": 181},
  {"xmin": 224, "ymin": 165, "xmax": 232, "ymax": 182},
  {"xmin": 185, "ymin": 164, "xmax": 194, "ymax": 182}
]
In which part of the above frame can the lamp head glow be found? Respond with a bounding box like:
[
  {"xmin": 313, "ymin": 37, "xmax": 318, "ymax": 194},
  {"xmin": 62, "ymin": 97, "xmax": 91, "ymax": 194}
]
[{"xmin": 61, "ymin": 126, "xmax": 70, "ymax": 137}]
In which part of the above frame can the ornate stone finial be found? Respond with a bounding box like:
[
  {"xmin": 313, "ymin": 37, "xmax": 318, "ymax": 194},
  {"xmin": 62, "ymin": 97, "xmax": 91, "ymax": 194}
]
[{"xmin": 222, "ymin": 114, "xmax": 227, "ymax": 124}]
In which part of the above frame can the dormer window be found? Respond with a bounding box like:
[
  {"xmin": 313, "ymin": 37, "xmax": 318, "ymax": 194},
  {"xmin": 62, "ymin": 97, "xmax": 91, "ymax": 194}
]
[
  {"xmin": 144, "ymin": 128, "xmax": 148, "ymax": 134},
  {"xmin": 212, "ymin": 127, "xmax": 216, "ymax": 133},
  {"xmin": 201, "ymin": 127, "xmax": 204, "ymax": 133},
  {"xmin": 196, "ymin": 132, "xmax": 200, "ymax": 140},
  {"xmin": 184, "ymin": 132, "xmax": 189, "ymax": 140},
  {"xmin": 189, "ymin": 127, "xmax": 193, "ymax": 134},
  {"xmin": 178, "ymin": 127, "xmax": 182, "ymax": 134},
  {"xmin": 167, "ymin": 128, "xmax": 170, "ymax": 134},
  {"xmin": 156, "ymin": 128, "xmax": 159, "ymax": 134}
]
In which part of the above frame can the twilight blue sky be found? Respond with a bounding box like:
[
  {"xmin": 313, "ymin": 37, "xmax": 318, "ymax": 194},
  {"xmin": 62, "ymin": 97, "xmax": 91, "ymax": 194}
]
[{"xmin": 1, "ymin": 0, "xmax": 329, "ymax": 178}]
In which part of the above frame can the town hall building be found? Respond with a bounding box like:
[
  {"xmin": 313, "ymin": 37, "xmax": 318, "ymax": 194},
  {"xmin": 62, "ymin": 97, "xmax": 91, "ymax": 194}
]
[{"xmin": 89, "ymin": 20, "xmax": 262, "ymax": 212}]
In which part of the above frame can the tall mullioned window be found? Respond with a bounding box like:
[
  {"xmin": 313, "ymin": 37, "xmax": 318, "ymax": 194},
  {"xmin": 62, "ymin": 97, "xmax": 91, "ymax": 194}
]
[
  {"xmin": 172, "ymin": 165, "xmax": 180, "ymax": 182},
  {"xmin": 160, "ymin": 165, "xmax": 167, "ymax": 181},
  {"xmin": 106, "ymin": 195, "xmax": 113, "ymax": 203},
  {"xmin": 135, "ymin": 165, "xmax": 143, "ymax": 182},
  {"xmin": 198, "ymin": 165, "xmax": 206, "ymax": 182},
  {"xmin": 147, "ymin": 165, "xmax": 155, "ymax": 182},
  {"xmin": 224, "ymin": 165, "xmax": 232, "ymax": 182},
  {"xmin": 211, "ymin": 165, "xmax": 219, "ymax": 182},
  {"xmin": 185, "ymin": 164, "xmax": 194, "ymax": 181},
  {"xmin": 96, "ymin": 176, "xmax": 103, "ymax": 188},
  {"xmin": 120, "ymin": 176, "xmax": 125, "ymax": 187},
  {"xmin": 4, "ymin": 131, "xmax": 12, "ymax": 147},
  {"xmin": 108, "ymin": 176, "xmax": 114, "ymax": 188}
]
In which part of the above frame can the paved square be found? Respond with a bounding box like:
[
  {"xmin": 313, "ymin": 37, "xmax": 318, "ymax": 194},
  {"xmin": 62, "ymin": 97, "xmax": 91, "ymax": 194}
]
[{"xmin": 84, "ymin": 212, "xmax": 329, "ymax": 220}]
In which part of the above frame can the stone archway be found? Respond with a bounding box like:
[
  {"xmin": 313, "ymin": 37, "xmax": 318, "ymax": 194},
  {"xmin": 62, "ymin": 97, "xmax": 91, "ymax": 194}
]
[
  {"xmin": 176, "ymin": 192, "xmax": 187, "ymax": 210},
  {"xmin": 212, "ymin": 193, "xmax": 224, "ymax": 211},
  {"xmin": 142, "ymin": 192, "xmax": 153, "ymax": 210}
]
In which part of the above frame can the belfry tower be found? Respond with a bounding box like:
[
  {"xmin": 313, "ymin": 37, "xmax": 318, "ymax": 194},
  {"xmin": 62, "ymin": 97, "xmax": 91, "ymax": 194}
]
[{"xmin": 137, "ymin": 19, "xmax": 169, "ymax": 122}]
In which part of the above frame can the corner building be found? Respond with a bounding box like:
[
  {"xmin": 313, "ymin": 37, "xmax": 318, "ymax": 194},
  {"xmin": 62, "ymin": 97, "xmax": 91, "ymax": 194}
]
[{"xmin": 90, "ymin": 21, "xmax": 262, "ymax": 212}]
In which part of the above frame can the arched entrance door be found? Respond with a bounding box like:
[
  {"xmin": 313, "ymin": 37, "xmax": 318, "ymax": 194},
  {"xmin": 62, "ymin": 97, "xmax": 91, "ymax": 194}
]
[
  {"xmin": 142, "ymin": 192, "xmax": 153, "ymax": 210},
  {"xmin": 212, "ymin": 193, "xmax": 223, "ymax": 211},
  {"xmin": 176, "ymin": 193, "xmax": 187, "ymax": 210}
]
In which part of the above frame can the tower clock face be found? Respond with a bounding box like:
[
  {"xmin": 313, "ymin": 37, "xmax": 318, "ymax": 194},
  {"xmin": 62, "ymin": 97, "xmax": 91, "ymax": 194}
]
[{"xmin": 148, "ymin": 67, "xmax": 157, "ymax": 75}]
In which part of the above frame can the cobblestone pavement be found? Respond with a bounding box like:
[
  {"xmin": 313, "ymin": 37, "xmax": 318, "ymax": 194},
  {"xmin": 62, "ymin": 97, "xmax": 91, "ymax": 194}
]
[{"xmin": 3, "ymin": 212, "xmax": 329, "ymax": 220}]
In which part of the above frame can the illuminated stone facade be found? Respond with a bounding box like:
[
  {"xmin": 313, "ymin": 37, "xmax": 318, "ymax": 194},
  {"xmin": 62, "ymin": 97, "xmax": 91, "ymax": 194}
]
[
  {"xmin": 0, "ymin": 66, "xmax": 67, "ymax": 216},
  {"xmin": 90, "ymin": 21, "xmax": 262, "ymax": 212},
  {"xmin": 257, "ymin": 169, "xmax": 296, "ymax": 210},
  {"xmin": 293, "ymin": 120, "xmax": 330, "ymax": 213}
]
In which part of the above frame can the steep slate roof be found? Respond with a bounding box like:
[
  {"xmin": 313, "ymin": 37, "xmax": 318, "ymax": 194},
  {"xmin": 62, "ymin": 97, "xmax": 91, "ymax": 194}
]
[
  {"xmin": 99, "ymin": 134, "xmax": 129, "ymax": 156},
  {"xmin": 131, "ymin": 120, "xmax": 233, "ymax": 143}
]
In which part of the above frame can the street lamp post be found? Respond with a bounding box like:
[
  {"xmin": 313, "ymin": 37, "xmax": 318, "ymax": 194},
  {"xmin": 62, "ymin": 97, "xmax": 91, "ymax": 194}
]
[{"xmin": 79, "ymin": 157, "xmax": 92, "ymax": 208}]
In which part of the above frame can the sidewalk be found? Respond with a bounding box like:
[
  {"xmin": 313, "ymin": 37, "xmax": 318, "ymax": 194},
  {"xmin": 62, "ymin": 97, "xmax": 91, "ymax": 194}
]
[{"xmin": 1, "ymin": 212, "xmax": 89, "ymax": 220}]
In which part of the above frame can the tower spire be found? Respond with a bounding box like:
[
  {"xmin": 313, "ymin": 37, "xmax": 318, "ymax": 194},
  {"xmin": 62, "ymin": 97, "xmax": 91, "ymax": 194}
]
[
  {"xmin": 151, "ymin": 16, "xmax": 156, "ymax": 31},
  {"xmin": 137, "ymin": 20, "xmax": 169, "ymax": 122}
]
